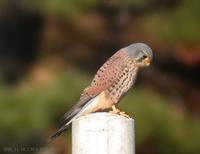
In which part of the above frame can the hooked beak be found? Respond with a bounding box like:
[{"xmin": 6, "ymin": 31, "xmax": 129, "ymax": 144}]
[{"xmin": 144, "ymin": 57, "xmax": 151, "ymax": 66}]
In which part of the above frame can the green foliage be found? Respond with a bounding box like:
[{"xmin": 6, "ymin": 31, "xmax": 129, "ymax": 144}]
[
  {"xmin": 0, "ymin": 69, "xmax": 90, "ymax": 142},
  {"xmin": 22, "ymin": 0, "xmax": 100, "ymax": 18},
  {"xmin": 2, "ymin": 0, "xmax": 198, "ymax": 43},
  {"xmin": 144, "ymin": 0, "xmax": 200, "ymax": 43}
]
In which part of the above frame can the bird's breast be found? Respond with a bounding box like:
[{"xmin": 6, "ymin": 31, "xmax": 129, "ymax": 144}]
[{"xmin": 106, "ymin": 62, "xmax": 138, "ymax": 104}]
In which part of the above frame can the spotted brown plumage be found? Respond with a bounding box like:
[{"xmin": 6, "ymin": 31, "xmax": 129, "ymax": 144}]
[
  {"xmin": 82, "ymin": 50, "xmax": 128, "ymax": 98},
  {"xmin": 49, "ymin": 43, "xmax": 153, "ymax": 142}
]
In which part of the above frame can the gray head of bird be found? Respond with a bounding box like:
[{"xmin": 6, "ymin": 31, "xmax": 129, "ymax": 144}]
[{"xmin": 122, "ymin": 43, "xmax": 153, "ymax": 67}]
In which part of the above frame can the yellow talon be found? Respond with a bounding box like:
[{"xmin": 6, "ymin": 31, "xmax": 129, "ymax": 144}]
[
  {"xmin": 119, "ymin": 111, "xmax": 130, "ymax": 118},
  {"xmin": 109, "ymin": 105, "xmax": 130, "ymax": 118},
  {"xmin": 112, "ymin": 105, "xmax": 120, "ymax": 113}
]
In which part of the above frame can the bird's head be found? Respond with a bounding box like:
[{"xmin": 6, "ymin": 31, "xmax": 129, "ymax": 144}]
[{"xmin": 122, "ymin": 43, "xmax": 153, "ymax": 67}]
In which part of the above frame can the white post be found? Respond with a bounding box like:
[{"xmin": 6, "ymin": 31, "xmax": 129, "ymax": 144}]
[{"xmin": 72, "ymin": 112, "xmax": 135, "ymax": 154}]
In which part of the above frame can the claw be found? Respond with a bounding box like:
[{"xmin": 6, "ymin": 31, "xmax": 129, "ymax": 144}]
[
  {"xmin": 109, "ymin": 105, "xmax": 130, "ymax": 118},
  {"xmin": 119, "ymin": 111, "xmax": 130, "ymax": 118},
  {"xmin": 112, "ymin": 105, "xmax": 120, "ymax": 114}
]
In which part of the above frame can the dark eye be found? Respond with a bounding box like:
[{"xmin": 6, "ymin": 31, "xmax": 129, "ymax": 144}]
[
  {"xmin": 142, "ymin": 55, "xmax": 147, "ymax": 59},
  {"xmin": 137, "ymin": 54, "xmax": 147, "ymax": 62},
  {"xmin": 136, "ymin": 52, "xmax": 148, "ymax": 62}
]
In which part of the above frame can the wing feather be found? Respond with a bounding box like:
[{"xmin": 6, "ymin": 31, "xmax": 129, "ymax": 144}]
[
  {"xmin": 59, "ymin": 95, "xmax": 92, "ymax": 126},
  {"xmin": 81, "ymin": 50, "xmax": 127, "ymax": 97}
]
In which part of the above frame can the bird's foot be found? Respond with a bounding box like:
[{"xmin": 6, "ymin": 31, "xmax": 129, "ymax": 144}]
[
  {"xmin": 109, "ymin": 105, "xmax": 130, "ymax": 118},
  {"xmin": 119, "ymin": 111, "xmax": 130, "ymax": 118},
  {"xmin": 109, "ymin": 105, "xmax": 120, "ymax": 114}
]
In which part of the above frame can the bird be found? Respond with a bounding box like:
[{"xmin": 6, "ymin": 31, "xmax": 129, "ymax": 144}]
[{"xmin": 49, "ymin": 43, "xmax": 153, "ymax": 142}]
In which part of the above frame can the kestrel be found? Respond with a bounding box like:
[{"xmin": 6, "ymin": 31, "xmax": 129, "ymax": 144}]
[{"xmin": 49, "ymin": 43, "xmax": 153, "ymax": 141}]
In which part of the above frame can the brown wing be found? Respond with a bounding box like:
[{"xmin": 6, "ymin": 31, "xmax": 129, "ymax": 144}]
[{"xmin": 81, "ymin": 50, "xmax": 127, "ymax": 97}]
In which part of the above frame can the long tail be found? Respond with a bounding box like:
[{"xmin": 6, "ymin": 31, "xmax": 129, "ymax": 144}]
[
  {"xmin": 48, "ymin": 109, "xmax": 83, "ymax": 143},
  {"xmin": 48, "ymin": 121, "xmax": 71, "ymax": 143},
  {"xmin": 48, "ymin": 96, "xmax": 97, "ymax": 143}
]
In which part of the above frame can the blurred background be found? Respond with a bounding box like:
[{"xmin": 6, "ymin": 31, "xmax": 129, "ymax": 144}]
[{"xmin": 0, "ymin": 0, "xmax": 200, "ymax": 154}]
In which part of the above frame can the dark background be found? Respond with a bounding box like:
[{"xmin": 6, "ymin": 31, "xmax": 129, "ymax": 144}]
[{"xmin": 0, "ymin": 0, "xmax": 199, "ymax": 154}]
